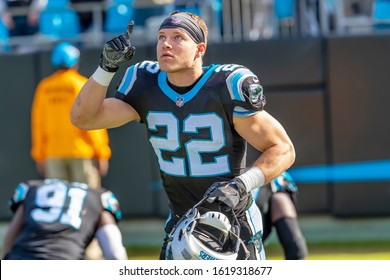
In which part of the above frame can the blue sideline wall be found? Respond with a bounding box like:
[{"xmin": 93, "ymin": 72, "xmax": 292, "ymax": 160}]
[{"xmin": 0, "ymin": 35, "xmax": 389, "ymax": 220}]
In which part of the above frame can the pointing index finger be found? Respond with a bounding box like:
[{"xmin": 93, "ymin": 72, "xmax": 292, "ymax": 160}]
[{"xmin": 125, "ymin": 21, "xmax": 134, "ymax": 39}]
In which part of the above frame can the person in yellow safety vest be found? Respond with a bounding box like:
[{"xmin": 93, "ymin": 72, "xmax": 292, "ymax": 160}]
[{"xmin": 31, "ymin": 42, "xmax": 111, "ymax": 190}]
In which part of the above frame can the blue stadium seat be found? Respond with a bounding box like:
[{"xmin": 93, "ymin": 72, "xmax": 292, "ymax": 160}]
[
  {"xmin": 0, "ymin": 18, "xmax": 10, "ymax": 52},
  {"xmin": 274, "ymin": 0, "xmax": 295, "ymax": 20},
  {"xmin": 274, "ymin": 0, "xmax": 295, "ymax": 37},
  {"xmin": 46, "ymin": 0, "xmax": 70, "ymax": 8},
  {"xmin": 38, "ymin": 0, "xmax": 81, "ymax": 39},
  {"xmin": 104, "ymin": 0, "xmax": 134, "ymax": 33},
  {"xmin": 373, "ymin": 0, "xmax": 390, "ymax": 30},
  {"xmin": 374, "ymin": 0, "xmax": 390, "ymax": 19}
]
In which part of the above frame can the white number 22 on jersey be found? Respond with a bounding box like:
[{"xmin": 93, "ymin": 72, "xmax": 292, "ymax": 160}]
[{"xmin": 147, "ymin": 112, "xmax": 229, "ymax": 177}]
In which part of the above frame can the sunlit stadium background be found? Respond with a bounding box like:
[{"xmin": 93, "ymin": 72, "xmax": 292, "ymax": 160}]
[{"xmin": 0, "ymin": 0, "xmax": 389, "ymax": 259}]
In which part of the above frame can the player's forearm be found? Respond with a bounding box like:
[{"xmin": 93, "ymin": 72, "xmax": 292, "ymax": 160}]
[
  {"xmin": 2, "ymin": 207, "xmax": 24, "ymax": 258},
  {"xmin": 253, "ymin": 141, "xmax": 296, "ymax": 185},
  {"xmin": 70, "ymin": 77, "xmax": 109, "ymax": 129}
]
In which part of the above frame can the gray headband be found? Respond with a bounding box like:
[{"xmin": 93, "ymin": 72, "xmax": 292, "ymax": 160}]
[{"xmin": 159, "ymin": 13, "xmax": 205, "ymax": 44}]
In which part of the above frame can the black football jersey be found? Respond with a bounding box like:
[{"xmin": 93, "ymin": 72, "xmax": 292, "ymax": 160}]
[
  {"xmin": 115, "ymin": 61, "xmax": 265, "ymax": 214},
  {"xmin": 5, "ymin": 179, "xmax": 121, "ymax": 260}
]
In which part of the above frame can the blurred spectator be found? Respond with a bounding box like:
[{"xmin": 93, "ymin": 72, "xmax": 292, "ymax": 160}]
[
  {"xmin": 0, "ymin": 0, "xmax": 11, "ymax": 51},
  {"xmin": 249, "ymin": 0, "xmax": 274, "ymax": 40},
  {"xmin": 334, "ymin": 0, "xmax": 375, "ymax": 34},
  {"xmin": 30, "ymin": 42, "xmax": 111, "ymax": 189},
  {"xmin": 6, "ymin": 0, "xmax": 47, "ymax": 36},
  {"xmin": 3, "ymin": 179, "xmax": 127, "ymax": 260},
  {"xmin": 70, "ymin": 0, "xmax": 105, "ymax": 32},
  {"xmin": 343, "ymin": 0, "xmax": 374, "ymax": 17},
  {"xmin": 300, "ymin": 0, "xmax": 321, "ymax": 37},
  {"xmin": 0, "ymin": 0, "xmax": 15, "ymax": 30},
  {"xmin": 321, "ymin": 0, "xmax": 336, "ymax": 33}
]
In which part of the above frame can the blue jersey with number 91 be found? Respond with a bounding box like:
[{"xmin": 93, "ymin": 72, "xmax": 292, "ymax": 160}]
[{"xmin": 5, "ymin": 179, "xmax": 121, "ymax": 260}]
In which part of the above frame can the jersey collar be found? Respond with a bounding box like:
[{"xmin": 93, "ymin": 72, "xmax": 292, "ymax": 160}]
[{"xmin": 158, "ymin": 64, "xmax": 218, "ymax": 106}]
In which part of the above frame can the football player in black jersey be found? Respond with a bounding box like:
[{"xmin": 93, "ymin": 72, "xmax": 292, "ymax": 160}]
[
  {"xmin": 2, "ymin": 179, "xmax": 127, "ymax": 260},
  {"xmin": 252, "ymin": 172, "xmax": 308, "ymax": 260},
  {"xmin": 71, "ymin": 11, "xmax": 295, "ymax": 260}
]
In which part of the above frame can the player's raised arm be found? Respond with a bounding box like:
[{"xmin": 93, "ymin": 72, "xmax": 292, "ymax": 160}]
[{"xmin": 71, "ymin": 22, "xmax": 139, "ymax": 130}]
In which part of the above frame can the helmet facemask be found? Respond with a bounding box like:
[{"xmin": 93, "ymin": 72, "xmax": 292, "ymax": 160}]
[{"xmin": 166, "ymin": 199, "xmax": 247, "ymax": 260}]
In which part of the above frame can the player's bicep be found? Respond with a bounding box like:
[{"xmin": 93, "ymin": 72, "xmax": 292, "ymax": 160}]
[
  {"xmin": 233, "ymin": 110, "xmax": 292, "ymax": 152},
  {"xmin": 98, "ymin": 210, "xmax": 117, "ymax": 227}
]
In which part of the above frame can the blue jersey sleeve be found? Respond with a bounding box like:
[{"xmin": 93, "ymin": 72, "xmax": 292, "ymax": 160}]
[
  {"xmin": 101, "ymin": 191, "xmax": 122, "ymax": 222},
  {"xmin": 224, "ymin": 65, "xmax": 266, "ymax": 117},
  {"xmin": 271, "ymin": 171, "xmax": 298, "ymax": 193},
  {"xmin": 115, "ymin": 60, "xmax": 160, "ymax": 99},
  {"xmin": 9, "ymin": 182, "xmax": 30, "ymax": 213}
]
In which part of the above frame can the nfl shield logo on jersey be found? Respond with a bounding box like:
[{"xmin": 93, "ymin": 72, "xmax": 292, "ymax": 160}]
[{"xmin": 176, "ymin": 96, "xmax": 184, "ymax": 107}]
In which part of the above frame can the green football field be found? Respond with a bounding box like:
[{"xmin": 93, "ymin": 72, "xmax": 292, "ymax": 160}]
[
  {"xmin": 264, "ymin": 241, "xmax": 390, "ymax": 260},
  {"xmin": 119, "ymin": 215, "xmax": 390, "ymax": 260},
  {"xmin": 1, "ymin": 215, "xmax": 389, "ymax": 260},
  {"xmin": 125, "ymin": 240, "xmax": 390, "ymax": 260}
]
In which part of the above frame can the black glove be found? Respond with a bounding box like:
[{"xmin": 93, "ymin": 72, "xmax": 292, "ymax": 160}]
[
  {"xmin": 100, "ymin": 21, "xmax": 136, "ymax": 72},
  {"xmin": 205, "ymin": 178, "xmax": 247, "ymax": 209}
]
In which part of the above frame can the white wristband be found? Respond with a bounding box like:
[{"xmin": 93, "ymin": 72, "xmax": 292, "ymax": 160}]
[
  {"xmin": 237, "ymin": 166, "xmax": 265, "ymax": 192},
  {"xmin": 92, "ymin": 66, "xmax": 116, "ymax": 86}
]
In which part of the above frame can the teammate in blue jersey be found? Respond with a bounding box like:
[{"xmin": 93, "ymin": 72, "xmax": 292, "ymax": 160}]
[
  {"xmin": 252, "ymin": 172, "xmax": 308, "ymax": 259},
  {"xmin": 2, "ymin": 179, "xmax": 127, "ymax": 260},
  {"xmin": 71, "ymin": 11, "xmax": 295, "ymax": 260}
]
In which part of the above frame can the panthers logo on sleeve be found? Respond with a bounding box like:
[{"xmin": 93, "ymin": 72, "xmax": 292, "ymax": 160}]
[
  {"xmin": 9, "ymin": 182, "xmax": 30, "ymax": 212},
  {"xmin": 224, "ymin": 65, "xmax": 266, "ymax": 116},
  {"xmin": 101, "ymin": 191, "xmax": 122, "ymax": 221},
  {"xmin": 242, "ymin": 76, "xmax": 265, "ymax": 110}
]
